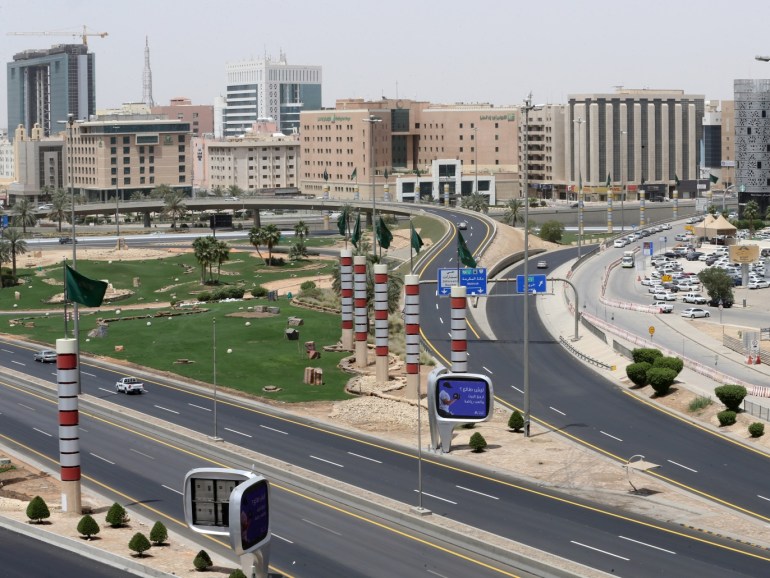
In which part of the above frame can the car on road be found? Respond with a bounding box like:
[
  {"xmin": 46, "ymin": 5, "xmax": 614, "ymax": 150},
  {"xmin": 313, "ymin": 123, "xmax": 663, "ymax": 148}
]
[
  {"xmin": 681, "ymin": 307, "xmax": 710, "ymax": 318},
  {"xmin": 536, "ymin": 260, "xmax": 548, "ymax": 269},
  {"xmin": 37, "ymin": 204, "xmax": 53, "ymax": 211},
  {"xmin": 653, "ymin": 301, "xmax": 673, "ymax": 313},
  {"xmin": 33, "ymin": 349, "xmax": 57, "ymax": 363},
  {"xmin": 613, "ymin": 238, "xmax": 628, "ymax": 248},
  {"xmin": 682, "ymin": 293, "xmax": 708, "ymax": 304},
  {"xmin": 458, "ymin": 221, "xmax": 468, "ymax": 230},
  {"xmin": 115, "ymin": 377, "xmax": 145, "ymax": 394},
  {"xmin": 59, "ymin": 237, "xmax": 78, "ymax": 244}
]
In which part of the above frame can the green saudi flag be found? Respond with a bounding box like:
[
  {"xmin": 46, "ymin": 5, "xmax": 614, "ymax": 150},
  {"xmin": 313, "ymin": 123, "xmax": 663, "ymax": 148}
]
[
  {"xmin": 410, "ymin": 222, "xmax": 424, "ymax": 254},
  {"xmin": 606, "ymin": 173, "xmax": 611, "ymax": 187},
  {"xmin": 351, "ymin": 212, "xmax": 361, "ymax": 248},
  {"xmin": 337, "ymin": 206, "xmax": 349, "ymax": 236},
  {"xmin": 376, "ymin": 216, "xmax": 393, "ymax": 250},
  {"xmin": 675, "ymin": 174, "xmax": 680, "ymax": 187},
  {"xmin": 709, "ymin": 173, "xmax": 719, "ymax": 184},
  {"xmin": 65, "ymin": 264, "xmax": 107, "ymax": 307},
  {"xmin": 349, "ymin": 168, "xmax": 357, "ymax": 181},
  {"xmin": 457, "ymin": 231, "xmax": 477, "ymax": 268}
]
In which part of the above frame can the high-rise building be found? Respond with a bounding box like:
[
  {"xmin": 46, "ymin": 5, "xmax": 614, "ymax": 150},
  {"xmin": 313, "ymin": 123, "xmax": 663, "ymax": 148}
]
[
  {"xmin": 9, "ymin": 123, "xmax": 65, "ymax": 204},
  {"xmin": 223, "ymin": 53, "xmax": 321, "ymax": 137},
  {"xmin": 734, "ymin": 79, "xmax": 770, "ymax": 215},
  {"xmin": 7, "ymin": 44, "xmax": 96, "ymax": 138}
]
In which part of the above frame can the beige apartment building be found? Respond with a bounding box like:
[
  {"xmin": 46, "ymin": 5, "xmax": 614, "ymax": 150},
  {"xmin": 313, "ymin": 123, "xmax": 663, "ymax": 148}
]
[
  {"xmin": 300, "ymin": 98, "xmax": 519, "ymax": 203},
  {"xmin": 152, "ymin": 97, "xmax": 214, "ymax": 137},
  {"xmin": 66, "ymin": 115, "xmax": 192, "ymax": 202}
]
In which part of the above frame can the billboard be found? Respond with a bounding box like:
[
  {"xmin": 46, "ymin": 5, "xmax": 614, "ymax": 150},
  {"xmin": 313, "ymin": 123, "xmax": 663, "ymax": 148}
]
[
  {"xmin": 210, "ymin": 213, "xmax": 233, "ymax": 229},
  {"xmin": 229, "ymin": 477, "xmax": 270, "ymax": 555},
  {"xmin": 433, "ymin": 373, "xmax": 492, "ymax": 421},
  {"xmin": 730, "ymin": 244, "xmax": 759, "ymax": 264}
]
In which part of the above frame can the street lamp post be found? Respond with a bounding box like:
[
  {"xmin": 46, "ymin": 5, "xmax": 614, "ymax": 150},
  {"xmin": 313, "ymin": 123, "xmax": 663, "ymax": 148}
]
[
  {"xmin": 574, "ymin": 117, "xmax": 584, "ymax": 258},
  {"xmin": 364, "ymin": 115, "xmax": 382, "ymax": 259},
  {"xmin": 66, "ymin": 114, "xmax": 82, "ymax": 393},
  {"xmin": 474, "ymin": 126, "xmax": 479, "ymax": 196},
  {"xmin": 621, "ymin": 130, "xmax": 627, "ymax": 233},
  {"xmin": 114, "ymin": 127, "xmax": 121, "ymax": 240}
]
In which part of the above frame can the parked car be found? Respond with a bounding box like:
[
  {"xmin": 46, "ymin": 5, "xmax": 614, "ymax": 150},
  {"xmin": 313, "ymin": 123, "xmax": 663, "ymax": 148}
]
[
  {"xmin": 653, "ymin": 290, "xmax": 676, "ymax": 301},
  {"xmin": 682, "ymin": 293, "xmax": 708, "ymax": 304},
  {"xmin": 653, "ymin": 301, "xmax": 673, "ymax": 313},
  {"xmin": 115, "ymin": 377, "xmax": 145, "ymax": 394},
  {"xmin": 681, "ymin": 307, "xmax": 710, "ymax": 318},
  {"xmin": 34, "ymin": 349, "xmax": 57, "ymax": 363},
  {"xmin": 749, "ymin": 280, "xmax": 770, "ymax": 289},
  {"xmin": 708, "ymin": 298, "xmax": 733, "ymax": 308},
  {"xmin": 686, "ymin": 252, "xmax": 704, "ymax": 261}
]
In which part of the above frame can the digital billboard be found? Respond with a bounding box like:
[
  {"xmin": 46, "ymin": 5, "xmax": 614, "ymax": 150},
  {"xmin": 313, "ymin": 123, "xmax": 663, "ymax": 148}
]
[
  {"xmin": 229, "ymin": 477, "xmax": 271, "ymax": 555},
  {"xmin": 434, "ymin": 374, "xmax": 491, "ymax": 420}
]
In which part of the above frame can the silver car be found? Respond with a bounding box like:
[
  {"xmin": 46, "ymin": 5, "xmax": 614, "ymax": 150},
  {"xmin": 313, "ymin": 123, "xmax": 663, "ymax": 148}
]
[
  {"xmin": 34, "ymin": 349, "xmax": 57, "ymax": 363},
  {"xmin": 681, "ymin": 308, "xmax": 710, "ymax": 319}
]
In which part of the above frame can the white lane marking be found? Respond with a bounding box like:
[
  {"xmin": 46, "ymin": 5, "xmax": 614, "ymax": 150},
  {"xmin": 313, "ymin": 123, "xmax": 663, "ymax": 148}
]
[
  {"xmin": 90, "ymin": 453, "xmax": 115, "ymax": 465},
  {"xmin": 619, "ymin": 535, "xmax": 676, "ymax": 554},
  {"xmin": 427, "ymin": 570, "xmax": 449, "ymax": 578},
  {"xmin": 130, "ymin": 449, "xmax": 155, "ymax": 460},
  {"xmin": 511, "ymin": 385, "xmax": 523, "ymax": 394},
  {"xmin": 11, "ymin": 360, "xmax": 25, "ymax": 366},
  {"xmin": 1, "ymin": 348, "xmax": 14, "ymax": 353},
  {"xmin": 79, "ymin": 428, "xmax": 89, "ymax": 433},
  {"xmin": 435, "ymin": 303, "xmax": 439, "ymax": 310},
  {"xmin": 271, "ymin": 533, "xmax": 293, "ymax": 544},
  {"xmin": 667, "ymin": 459, "xmax": 698, "ymax": 473},
  {"xmin": 154, "ymin": 405, "xmax": 180, "ymax": 415},
  {"xmin": 162, "ymin": 485, "xmax": 183, "ymax": 495},
  {"xmin": 348, "ymin": 452, "xmax": 382, "ymax": 464},
  {"xmin": 260, "ymin": 425, "xmax": 288, "ymax": 435},
  {"xmin": 17, "ymin": 403, "xmax": 35, "ymax": 411},
  {"xmin": 570, "ymin": 541, "xmax": 630, "ymax": 561},
  {"xmin": 302, "ymin": 518, "xmax": 342, "ymax": 537},
  {"xmin": 601, "ymin": 431, "xmax": 623, "ymax": 442},
  {"xmin": 82, "ymin": 371, "xmax": 97, "ymax": 377},
  {"xmin": 549, "ymin": 406, "xmax": 566, "ymax": 416},
  {"xmin": 33, "ymin": 428, "xmax": 52, "ymax": 437},
  {"xmin": 99, "ymin": 387, "xmax": 117, "ymax": 395},
  {"xmin": 310, "ymin": 455, "xmax": 344, "ymax": 468},
  {"xmin": 456, "ymin": 485, "xmax": 499, "ymax": 500},
  {"xmin": 225, "ymin": 427, "xmax": 252, "ymax": 438},
  {"xmin": 189, "ymin": 403, "xmax": 211, "ymax": 411},
  {"xmin": 439, "ymin": 317, "xmax": 444, "ymax": 324},
  {"xmin": 482, "ymin": 366, "xmax": 493, "ymax": 374},
  {"xmin": 758, "ymin": 495, "xmax": 770, "ymax": 503},
  {"xmin": 416, "ymin": 490, "xmax": 457, "ymax": 505}
]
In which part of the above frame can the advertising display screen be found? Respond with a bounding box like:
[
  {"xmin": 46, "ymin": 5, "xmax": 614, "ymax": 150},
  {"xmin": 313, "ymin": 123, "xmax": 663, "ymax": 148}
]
[
  {"xmin": 435, "ymin": 375, "xmax": 490, "ymax": 420},
  {"xmin": 239, "ymin": 479, "xmax": 269, "ymax": 553}
]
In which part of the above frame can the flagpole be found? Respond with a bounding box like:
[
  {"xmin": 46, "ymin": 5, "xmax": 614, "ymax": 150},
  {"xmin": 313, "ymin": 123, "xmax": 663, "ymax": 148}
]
[
  {"xmin": 410, "ymin": 219, "xmax": 414, "ymax": 273},
  {"xmin": 63, "ymin": 258, "xmax": 69, "ymax": 337}
]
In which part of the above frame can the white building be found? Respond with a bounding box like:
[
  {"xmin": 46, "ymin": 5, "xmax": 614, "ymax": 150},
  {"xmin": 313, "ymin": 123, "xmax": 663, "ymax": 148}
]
[
  {"xmin": 0, "ymin": 130, "xmax": 14, "ymax": 179},
  {"xmin": 223, "ymin": 53, "xmax": 321, "ymax": 137}
]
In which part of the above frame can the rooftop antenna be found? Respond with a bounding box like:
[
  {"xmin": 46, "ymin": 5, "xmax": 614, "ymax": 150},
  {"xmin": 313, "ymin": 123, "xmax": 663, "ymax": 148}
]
[{"xmin": 142, "ymin": 36, "xmax": 154, "ymax": 108}]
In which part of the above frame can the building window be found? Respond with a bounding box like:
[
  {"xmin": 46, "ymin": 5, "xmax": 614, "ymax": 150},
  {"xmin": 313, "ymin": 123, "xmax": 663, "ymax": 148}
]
[
  {"xmin": 179, "ymin": 175, "xmax": 186, "ymax": 183},
  {"xmin": 111, "ymin": 158, "xmax": 117, "ymax": 165},
  {"xmin": 179, "ymin": 165, "xmax": 186, "ymax": 173},
  {"xmin": 140, "ymin": 176, "xmax": 146, "ymax": 184},
  {"xmin": 150, "ymin": 176, "xmax": 155, "ymax": 184},
  {"xmin": 123, "ymin": 167, "xmax": 130, "ymax": 174},
  {"xmin": 178, "ymin": 155, "xmax": 185, "ymax": 163},
  {"xmin": 110, "ymin": 137, "xmax": 116, "ymax": 145},
  {"xmin": 111, "ymin": 167, "xmax": 117, "ymax": 175},
  {"xmin": 123, "ymin": 177, "xmax": 130, "ymax": 185},
  {"xmin": 178, "ymin": 135, "xmax": 185, "ymax": 142},
  {"xmin": 123, "ymin": 136, "xmax": 130, "ymax": 144},
  {"xmin": 460, "ymin": 147, "xmax": 464, "ymax": 152},
  {"xmin": 123, "ymin": 157, "xmax": 130, "ymax": 164},
  {"xmin": 149, "ymin": 156, "xmax": 154, "ymax": 163},
  {"xmin": 140, "ymin": 166, "xmax": 145, "ymax": 174},
  {"xmin": 110, "ymin": 147, "xmax": 116, "ymax": 155},
  {"xmin": 139, "ymin": 146, "xmax": 144, "ymax": 154},
  {"xmin": 111, "ymin": 177, "xmax": 117, "ymax": 186},
  {"xmin": 123, "ymin": 146, "xmax": 130, "ymax": 154}
]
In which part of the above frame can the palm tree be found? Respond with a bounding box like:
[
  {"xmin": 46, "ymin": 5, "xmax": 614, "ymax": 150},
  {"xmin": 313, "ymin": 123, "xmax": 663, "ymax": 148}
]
[
  {"xmin": 192, "ymin": 236, "xmax": 217, "ymax": 284},
  {"xmin": 3, "ymin": 228, "xmax": 28, "ymax": 276},
  {"xmin": 130, "ymin": 191, "xmax": 146, "ymax": 201},
  {"xmin": 150, "ymin": 184, "xmax": 174, "ymax": 199},
  {"xmin": 261, "ymin": 224, "xmax": 281, "ymax": 266},
  {"xmin": 48, "ymin": 189, "xmax": 71, "ymax": 233},
  {"xmin": 162, "ymin": 192, "xmax": 187, "ymax": 228},
  {"xmin": 744, "ymin": 200, "xmax": 760, "ymax": 237},
  {"xmin": 213, "ymin": 238, "xmax": 230, "ymax": 282},
  {"xmin": 11, "ymin": 198, "xmax": 36, "ymax": 236},
  {"xmin": 293, "ymin": 220, "xmax": 309, "ymax": 242},
  {"xmin": 502, "ymin": 199, "xmax": 524, "ymax": 227},
  {"xmin": 460, "ymin": 192, "xmax": 489, "ymax": 214},
  {"xmin": 0, "ymin": 238, "xmax": 11, "ymax": 286},
  {"xmin": 227, "ymin": 185, "xmax": 243, "ymax": 199}
]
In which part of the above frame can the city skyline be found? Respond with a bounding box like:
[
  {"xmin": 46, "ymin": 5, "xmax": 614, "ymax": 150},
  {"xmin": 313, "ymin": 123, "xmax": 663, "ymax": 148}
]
[{"xmin": 2, "ymin": 0, "xmax": 770, "ymax": 131}]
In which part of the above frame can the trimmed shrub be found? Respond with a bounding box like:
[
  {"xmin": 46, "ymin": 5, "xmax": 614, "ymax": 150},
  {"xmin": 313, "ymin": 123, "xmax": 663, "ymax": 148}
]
[
  {"xmin": 508, "ymin": 410, "xmax": 524, "ymax": 432},
  {"xmin": 194, "ymin": 549, "xmax": 213, "ymax": 571},
  {"xmin": 300, "ymin": 280, "xmax": 317, "ymax": 292},
  {"xmin": 128, "ymin": 532, "xmax": 151, "ymax": 557},
  {"xmin": 106, "ymin": 502, "xmax": 128, "ymax": 528},
  {"xmin": 149, "ymin": 521, "xmax": 168, "ymax": 545},
  {"xmin": 647, "ymin": 367, "xmax": 677, "ymax": 396},
  {"xmin": 749, "ymin": 422, "xmax": 765, "ymax": 438},
  {"xmin": 469, "ymin": 432, "xmax": 487, "ymax": 452},
  {"xmin": 212, "ymin": 286, "xmax": 245, "ymax": 300},
  {"xmin": 653, "ymin": 356, "xmax": 684, "ymax": 376},
  {"xmin": 688, "ymin": 396, "xmax": 713, "ymax": 412},
  {"xmin": 197, "ymin": 291, "xmax": 212, "ymax": 302},
  {"xmin": 714, "ymin": 385, "xmax": 748, "ymax": 411},
  {"xmin": 625, "ymin": 362, "xmax": 651, "ymax": 387},
  {"xmin": 251, "ymin": 285, "xmax": 268, "ymax": 298},
  {"xmin": 26, "ymin": 496, "xmax": 50, "ymax": 523},
  {"xmin": 717, "ymin": 410, "xmax": 737, "ymax": 426},
  {"xmin": 632, "ymin": 348, "xmax": 663, "ymax": 365},
  {"xmin": 229, "ymin": 570, "xmax": 247, "ymax": 578},
  {"xmin": 77, "ymin": 514, "xmax": 100, "ymax": 539}
]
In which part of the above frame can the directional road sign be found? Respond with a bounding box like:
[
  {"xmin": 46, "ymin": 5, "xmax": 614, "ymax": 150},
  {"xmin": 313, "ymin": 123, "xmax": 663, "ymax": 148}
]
[
  {"xmin": 516, "ymin": 274, "xmax": 547, "ymax": 294},
  {"xmin": 437, "ymin": 268, "xmax": 488, "ymax": 296}
]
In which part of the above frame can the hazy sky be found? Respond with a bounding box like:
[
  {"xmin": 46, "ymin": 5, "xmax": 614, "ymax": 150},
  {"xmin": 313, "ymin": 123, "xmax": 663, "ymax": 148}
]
[{"xmin": 3, "ymin": 0, "xmax": 770, "ymax": 130}]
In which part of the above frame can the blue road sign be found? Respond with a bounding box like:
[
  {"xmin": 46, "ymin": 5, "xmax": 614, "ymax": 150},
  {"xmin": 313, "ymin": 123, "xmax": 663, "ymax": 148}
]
[
  {"xmin": 438, "ymin": 268, "xmax": 488, "ymax": 296},
  {"xmin": 516, "ymin": 274, "xmax": 547, "ymax": 294},
  {"xmin": 1, "ymin": 215, "xmax": 7, "ymax": 229}
]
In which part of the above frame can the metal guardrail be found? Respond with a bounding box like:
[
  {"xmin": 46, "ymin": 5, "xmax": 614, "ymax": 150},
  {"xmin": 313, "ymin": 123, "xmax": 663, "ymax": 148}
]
[
  {"xmin": 744, "ymin": 400, "xmax": 770, "ymax": 423},
  {"xmin": 558, "ymin": 335, "xmax": 614, "ymax": 370}
]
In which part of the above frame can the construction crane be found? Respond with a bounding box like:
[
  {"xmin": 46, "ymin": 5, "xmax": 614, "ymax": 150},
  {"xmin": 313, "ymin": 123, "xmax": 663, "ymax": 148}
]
[{"xmin": 7, "ymin": 25, "xmax": 108, "ymax": 47}]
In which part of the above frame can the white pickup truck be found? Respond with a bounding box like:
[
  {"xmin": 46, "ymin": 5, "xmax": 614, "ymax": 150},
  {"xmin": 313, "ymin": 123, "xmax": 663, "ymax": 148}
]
[
  {"xmin": 653, "ymin": 300, "xmax": 673, "ymax": 313},
  {"xmin": 115, "ymin": 377, "xmax": 145, "ymax": 394}
]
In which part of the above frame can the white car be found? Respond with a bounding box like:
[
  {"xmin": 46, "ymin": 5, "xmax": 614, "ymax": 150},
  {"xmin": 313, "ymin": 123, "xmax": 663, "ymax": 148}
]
[
  {"xmin": 653, "ymin": 291, "xmax": 676, "ymax": 301},
  {"xmin": 653, "ymin": 301, "xmax": 673, "ymax": 313},
  {"xmin": 116, "ymin": 377, "xmax": 145, "ymax": 394},
  {"xmin": 749, "ymin": 280, "xmax": 770, "ymax": 289},
  {"xmin": 681, "ymin": 307, "xmax": 710, "ymax": 319},
  {"xmin": 613, "ymin": 239, "xmax": 628, "ymax": 248},
  {"xmin": 661, "ymin": 223, "xmax": 672, "ymax": 230},
  {"xmin": 682, "ymin": 294, "xmax": 708, "ymax": 304}
]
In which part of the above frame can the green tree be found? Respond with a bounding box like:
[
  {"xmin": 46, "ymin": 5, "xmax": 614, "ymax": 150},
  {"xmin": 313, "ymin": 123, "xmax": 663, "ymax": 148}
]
[
  {"xmin": 469, "ymin": 432, "xmax": 488, "ymax": 452},
  {"xmin": 697, "ymin": 267, "xmax": 735, "ymax": 305},
  {"xmin": 653, "ymin": 356, "xmax": 684, "ymax": 376},
  {"xmin": 539, "ymin": 220, "xmax": 564, "ymax": 243},
  {"xmin": 632, "ymin": 348, "xmax": 663, "ymax": 365},
  {"xmin": 249, "ymin": 224, "xmax": 281, "ymax": 266},
  {"xmin": 150, "ymin": 183, "xmax": 174, "ymax": 199},
  {"xmin": 460, "ymin": 192, "xmax": 489, "ymax": 213},
  {"xmin": 11, "ymin": 197, "xmax": 36, "ymax": 236},
  {"xmin": 149, "ymin": 521, "xmax": 168, "ymax": 545},
  {"xmin": 714, "ymin": 385, "xmax": 747, "ymax": 411},
  {"xmin": 743, "ymin": 200, "xmax": 760, "ymax": 237},
  {"xmin": 717, "ymin": 410, "xmax": 737, "ymax": 426},
  {"xmin": 106, "ymin": 502, "xmax": 128, "ymax": 528},
  {"xmin": 213, "ymin": 238, "xmax": 231, "ymax": 282},
  {"xmin": 130, "ymin": 190, "xmax": 147, "ymax": 201},
  {"xmin": 647, "ymin": 367, "xmax": 677, "ymax": 396},
  {"xmin": 193, "ymin": 549, "xmax": 213, "ymax": 571},
  {"xmin": 293, "ymin": 220, "xmax": 309, "ymax": 242},
  {"xmin": 128, "ymin": 532, "xmax": 151, "ymax": 557},
  {"xmin": 227, "ymin": 184, "xmax": 243, "ymax": 198},
  {"xmin": 508, "ymin": 410, "xmax": 524, "ymax": 432},
  {"xmin": 0, "ymin": 239, "xmax": 11, "ymax": 285},
  {"xmin": 162, "ymin": 191, "xmax": 187, "ymax": 228},
  {"xmin": 48, "ymin": 189, "xmax": 71, "ymax": 232},
  {"xmin": 749, "ymin": 422, "xmax": 765, "ymax": 438},
  {"xmin": 77, "ymin": 514, "xmax": 100, "ymax": 539},
  {"xmin": 289, "ymin": 242, "xmax": 309, "ymax": 260},
  {"xmin": 626, "ymin": 362, "xmax": 651, "ymax": 387},
  {"xmin": 192, "ymin": 236, "xmax": 218, "ymax": 284},
  {"xmin": 229, "ymin": 570, "xmax": 247, "ymax": 578},
  {"xmin": 26, "ymin": 496, "xmax": 50, "ymax": 523},
  {"xmin": 501, "ymin": 199, "xmax": 524, "ymax": 227},
  {"xmin": 3, "ymin": 228, "xmax": 28, "ymax": 277}
]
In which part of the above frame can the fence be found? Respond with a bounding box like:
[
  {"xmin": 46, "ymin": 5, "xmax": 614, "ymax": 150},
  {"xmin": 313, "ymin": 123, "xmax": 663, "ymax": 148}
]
[
  {"xmin": 559, "ymin": 335, "xmax": 614, "ymax": 370},
  {"xmin": 744, "ymin": 400, "xmax": 770, "ymax": 423},
  {"xmin": 723, "ymin": 334, "xmax": 770, "ymax": 361}
]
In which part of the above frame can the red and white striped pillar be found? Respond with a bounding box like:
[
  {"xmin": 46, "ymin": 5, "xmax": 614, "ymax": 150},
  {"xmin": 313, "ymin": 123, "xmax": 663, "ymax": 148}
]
[
  {"xmin": 340, "ymin": 249, "xmax": 354, "ymax": 350},
  {"xmin": 374, "ymin": 264, "xmax": 389, "ymax": 382},
  {"xmin": 450, "ymin": 285, "xmax": 468, "ymax": 373},
  {"xmin": 56, "ymin": 337, "xmax": 81, "ymax": 515},
  {"xmin": 354, "ymin": 255, "xmax": 369, "ymax": 369},
  {"xmin": 404, "ymin": 274, "xmax": 420, "ymax": 398}
]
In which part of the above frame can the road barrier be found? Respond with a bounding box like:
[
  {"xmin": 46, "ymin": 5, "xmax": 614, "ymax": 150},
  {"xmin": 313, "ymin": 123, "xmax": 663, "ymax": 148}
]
[{"xmin": 559, "ymin": 335, "xmax": 614, "ymax": 370}]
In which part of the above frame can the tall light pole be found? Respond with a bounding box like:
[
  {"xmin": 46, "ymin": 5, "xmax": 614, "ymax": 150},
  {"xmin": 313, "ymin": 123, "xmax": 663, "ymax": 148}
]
[
  {"xmin": 621, "ymin": 129, "xmax": 627, "ymax": 233},
  {"xmin": 114, "ymin": 126, "xmax": 121, "ymax": 239},
  {"xmin": 473, "ymin": 126, "xmax": 479, "ymax": 196},
  {"xmin": 574, "ymin": 117, "xmax": 584, "ymax": 258},
  {"xmin": 211, "ymin": 317, "xmax": 222, "ymax": 442},
  {"xmin": 364, "ymin": 115, "xmax": 381, "ymax": 259},
  {"xmin": 67, "ymin": 114, "xmax": 81, "ymax": 393}
]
